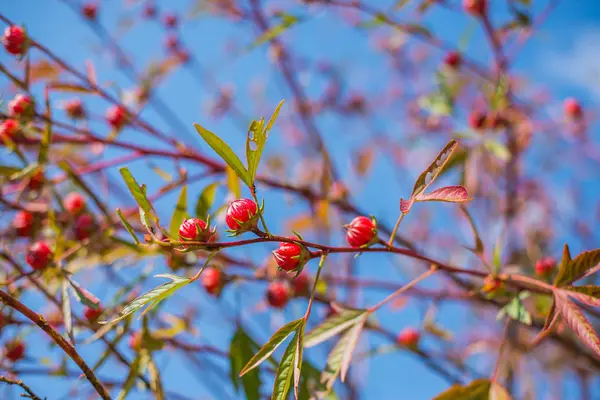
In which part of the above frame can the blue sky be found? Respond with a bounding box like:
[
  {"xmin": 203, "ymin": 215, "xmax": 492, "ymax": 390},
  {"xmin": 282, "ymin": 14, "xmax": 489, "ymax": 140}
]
[{"xmin": 2, "ymin": 0, "xmax": 600, "ymax": 399}]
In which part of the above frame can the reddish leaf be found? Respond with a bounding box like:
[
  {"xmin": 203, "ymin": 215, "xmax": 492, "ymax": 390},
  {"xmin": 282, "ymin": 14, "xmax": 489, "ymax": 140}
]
[
  {"xmin": 554, "ymin": 246, "xmax": 600, "ymax": 286},
  {"xmin": 563, "ymin": 286, "xmax": 600, "ymax": 307},
  {"xmin": 555, "ymin": 291, "xmax": 600, "ymax": 357},
  {"xmin": 415, "ymin": 185, "xmax": 469, "ymax": 203}
]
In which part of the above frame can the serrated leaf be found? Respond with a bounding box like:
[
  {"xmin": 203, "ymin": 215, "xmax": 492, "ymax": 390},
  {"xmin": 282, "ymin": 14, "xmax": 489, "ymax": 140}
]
[
  {"xmin": 240, "ymin": 319, "xmax": 302, "ymax": 376},
  {"xmin": 61, "ymin": 280, "xmax": 74, "ymax": 343},
  {"xmin": 339, "ymin": 314, "xmax": 367, "ymax": 382},
  {"xmin": 402, "ymin": 140, "xmax": 459, "ymax": 213},
  {"xmin": 193, "ymin": 123, "xmax": 251, "ymax": 188},
  {"xmin": 247, "ymin": 100, "xmax": 284, "ymax": 183},
  {"xmin": 415, "ymin": 185, "xmax": 469, "ymax": 203},
  {"xmin": 117, "ymin": 208, "xmax": 140, "ymax": 245},
  {"xmin": 272, "ymin": 330, "xmax": 298, "ymax": 400},
  {"xmin": 317, "ymin": 325, "xmax": 357, "ymax": 397},
  {"xmin": 555, "ymin": 291, "xmax": 600, "ymax": 357},
  {"xmin": 116, "ymin": 353, "xmax": 143, "ymax": 400},
  {"xmin": 563, "ymin": 286, "xmax": 600, "ymax": 307},
  {"xmin": 554, "ymin": 246, "xmax": 600, "ymax": 286},
  {"xmin": 251, "ymin": 14, "xmax": 299, "ymax": 49},
  {"xmin": 433, "ymin": 379, "xmax": 491, "ymax": 400},
  {"xmin": 120, "ymin": 168, "xmax": 157, "ymax": 222},
  {"xmin": 230, "ymin": 328, "xmax": 261, "ymax": 400},
  {"xmin": 497, "ymin": 292, "xmax": 531, "ymax": 325},
  {"xmin": 169, "ymin": 186, "xmax": 188, "ymax": 238},
  {"xmin": 100, "ymin": 274, "xmax": 190, "ymax": 324},
  {"xmin": 304, "ymin": 309, "xmax": 368, "ymax": 348},
  {"xmin": 195, "ymin": 182, "xmax": 219, "ymax": 219}
]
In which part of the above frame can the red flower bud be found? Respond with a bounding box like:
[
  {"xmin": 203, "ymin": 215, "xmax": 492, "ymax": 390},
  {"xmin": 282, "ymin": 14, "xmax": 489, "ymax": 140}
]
[
  {"xmin": 5, "ymin": 340, "xmax": 25, "ymax": 362},
  {"xmin": 74, "ymin": 214, "xmax": 95, "ymax": 241},
  {"xmin": 163, "ymin": 13, "xmax": 178, "ymax": 28},
  {"xmin": 106, "ymin": 105, "xmax": 128, "ymax": 130},
  {"xmin": 463, "ymin": 0, "xmax": 487, "ymax": 17},
  {"xmin": 65, "ymin": 192, "xmax": 86, "ymax": 214},
  {"xmin": 345, "ymin": 216, "xmax": 376, "ymax": 248},
  {"xmin": 564, "ymin": 98, "xmax": 582, "ymax": 120},
  {"xmin": 444, "ymin": 51, "xmax": 461, "ymax": 69},
  {"xmin": 26, "ymin": 241, "xmax": 53, "ymax": 270},
  {"xmin": 266, "ymin": 282, "xmax": 289, "ymax": 308},
  {"xmin": 84, "ymin": 306, "xmax": 103, "ymax": 323},
  {"xmin": 397, "ymin": 327, "xmax": 420, "ymax": 348},
  {"xmin": 8, "ymin": 94, "xmax": 34, "ymax": 119},
  {"xmin": 202, "ymin": 267, "xmax": 224, "ymax": 295},
  {"xmin": 164, "ymin": 34, "xmax": 179, "ymax": 51},
  {"xmin": 27, "ymin": 170, "xmax": 45, "ymax": 191},
  {"xmin": 272, "ymin": 240, "xmax": 303, "ymax": 271},
  {"xmin": 291, "ymin": 272, "xmax": 311, "ymax": 297},
  {"xmin": 3, "ymin": 26, "xmax": 27, "ymax": 56},
  {"xmin": 0, "ymin": 119, "xmax": 19, "ymax": 143},
  {"xmin": 82, "ymin": 3, "xmax": 98, "ymax": 20},
  {"xmin": 64, "ymin": 98, "xmax": 86, "ymax": 119},
  {"xmin": 13, "ymin": 210, "xmax": 33, "ymax": 237},
  {"xmin": 226, "ymin": 199, "xmax": 258, "ymax": 231},
  {"xmin": 535, "ymin": 256, "xmax": 556, "ymax": 277},
  {"xmin": 468, "ymin": 110, "xmax": 487, "ymax": 130},
  {"xmin": 179, "ymin": 218, "xmax": 215, "ymax": 243}
]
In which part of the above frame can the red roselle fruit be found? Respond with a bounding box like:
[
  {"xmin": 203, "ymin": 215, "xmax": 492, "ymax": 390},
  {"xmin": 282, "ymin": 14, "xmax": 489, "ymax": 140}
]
[
  {"xmin": 202, "ymin": 267, "xmax": 225, "ymax": 295},
  {"xmin": 463, "ymin": 0, "xmax": 487, "ymax": 17},
  {"xmin": 163, "ymin": 12, "xmax": 178, "ymax": 28},
  {"xmin": 563, "ymin": 98, "xmax": 582, "ymax": 120},
  {"xmin": 3, "ymin": 25, "xmax": 27, "ymax": 56},
  {"xmin": 397, "ymin": 327, "xmax": 421, "ymax": 348},
  {"xmin": 82, "ymin": 2, "xmax": 98, "ymax": 20},
  {"xmin": 225, "ymin": 199, "xmax": 259, "ymax": 231},
  {"xmin": 0, "ymin": 119, "xmax": 19, "ymax": 142},
  {"xmin": 345, "ymin": 216, "xmax": 377, "ymax": 248},
  {"xmin": 64, "ymin": 98, "xmax": 86, "ymax": 119},
  {"xmin": 27, "ymin": 170, "xmax": 45, "ymax": 191},
  {"xmin": 535, "ymin": 256, "xmax": 556, "ymax": 277},
  {"xmin": 291, "ymin": 272, "xmax": 311, "ymax": 297},
  {"xmin": 5, "ymin": 341, "xmax": 25, "ymax": 362},
  {"xmin": 179, "ymin": 218, "xmax": 215, "ymax": 243},
  {"xmin": 468, "ymin": 110, "xmax": 487, "ymax": 130},
  {"xmin": 175, "ymin": 49, "xmax": 190, "ymax": 64},
  {"xmin": 444, "ymin": 51, "xmax": 461, "ymax": 69},
  {"xmin": 272, "ymin": 239, "xmax": 305, "ymax": 272},
  {"xmin": 26, "ymin": 241, "xmax": 53, "ymax": 270},
  {"xmin": 64, "ymin": 192, "xmax": 86, "ymax": 214},
  {"xmin": 143, "ymin": 4, "xmax": 157, "ymax": 19},
  {"xmin": 266, "ymin": 282, "xmax": 289, "ymax": 308},
  {"xmin": 84, "ymin": 306, "xmax": 103, "ymax": 323},
  {"xmin": 8, "ymin": 94, "xmax": 34, "ymax": 119},
  {"xmin": 13, "ymin": 210, "xmax": 33, "ymax": 237},
  {"xmin": 74, "ymin": 214, "xmax": 95, "ymax": 241},
  {"xmin": 164, "ymin": 34, "xmax": 179, "ymax": 51},
  {"xmin": 106, "ymin": 105, "xmax": 128, "ymax": 130}
]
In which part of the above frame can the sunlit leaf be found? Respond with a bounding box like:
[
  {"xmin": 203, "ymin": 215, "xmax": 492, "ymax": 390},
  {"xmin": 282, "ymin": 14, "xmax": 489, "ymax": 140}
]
[
  {"xmin": 246, "ymin": 100, "xmax": 284, "ymax": 184},
  {"xmin": 433, "ymin": 379, "xmax": 491, "ymax": 400},
  {"xmin": 117, "ymin": 208, "xmax": 140, "ymax": 245},
  {"xmin": 563, "ymin": 286, "xmax": 600, "ymax": 307},
  {"xmin": 497, "ymin": 292, "xmax": 531, "ymax": 325},
  {"xmin": 230, "ymin": 328, "xmax": 261, "ymax": 400},
  {"xmin": 116, "ymin": 353, "xmax": 143, "ymax": 400},
  {"xmin": 240, "ymin": 319, "xmax": 303, "ymax": 376},
  {"xmin": 272, "ymin": 330, "xmax": 298, "ymax": 400},
  {"xmin": 48, "ymin": 82, "xmax": 95, "ymax": 93},
  {"xmin": 120, "ymin": 168, "xmax": 157, "ymax": 222},
  {"xmin": 66, "ymin": 277, "xmax": 100, "ymax": 309},
  {"xmin": 554, "ymin": 246, "xmax": 600, "ymax": 286},
  {"xmin": 415, "ymin": 185, "xmax": 469, "ymax": 203},
  {"xmin": 195, "ymin": 182, "xmax": 220, "ymax": 219},
  {"xmin": 251, "ymin": 14, "xmax": 299, "ymax": 49},
  {"xmin": 304, "ymin": 308, "xmax": 368, "ymax": 348},
  {"xmin": 340, "ymin": 314, "xmax": 367, "ymax": 382},
  {"xmin": 317, "ymin": 325, "xmax": 358, "ymax": 397},
  {"xmin": 483, "ymin": 140, "xmax": 511, "ymax": 162},
  {"xmin": 61, "ymin": 280, "xmax": 74, "ymax": 343},
  {"xmin": 169, "ymin": 186, "xmax": 188, "ymax": 238},
  {"xmin": 555, "ymin": 291, "xmax": 600, "ymax": 357},
  {"xmin": 147, "ymin": 352, "xmax": 165, "ymax": 400},
  {"xmin": 193, "ymin": 123, "xmax": 252, "ymax": 187}
]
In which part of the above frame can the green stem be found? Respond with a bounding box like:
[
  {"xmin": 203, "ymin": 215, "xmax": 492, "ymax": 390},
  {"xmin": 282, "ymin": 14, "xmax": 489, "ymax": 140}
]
[
  {"xmin": 252, "ymin": 193, "xmax": 270, "ymax": 236},
  {"xmin": 304, "ymin": 253, "xmax": 328, "ymax": 320},
  {"xmin": 387, "ymin": 213, "xmax": 405, "ymax": 246},
  {"xmin": 368, "ymin": 266, "xmax": 437, "ymax": 313},
  {"xmin": 190, "ymin": 250, "xmax": 220, "ymax": 282}
]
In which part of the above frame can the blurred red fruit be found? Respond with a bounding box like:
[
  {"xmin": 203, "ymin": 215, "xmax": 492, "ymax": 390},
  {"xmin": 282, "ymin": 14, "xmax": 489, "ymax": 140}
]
[
  {"xmin": 563, "ymin": 98, "xmax": 582, "ymax": 120},
  {"xmin": 397, "ymin": 327, "xmax": 420, "ymax": 348},
  {"xmin": 13, "ymin": 210, "xmax": 33, "ymax": 237},
  {"xmin": 8, "ymin": 94, "xmax": 33, "ymax": 118},
  {"xmin": 26, "ymin": 241, "xmax": 53, "ymax": 270},
  {"xmin": 106, "ymin": 105, "xmax": 128, "ymax": 130},
  {"xmin": 291, "ymin": 272, "xmax": 311, "ymax": 297},
  {"xmin": 0, "ymin": 119, "xmax": 19, "ymax": 142},
  {"xmin": 463, "ymin": 0, "xmax": 487, "ymax": 17},
  {"xmin": 64, "ymin": 98, "xmax": 86, "ymax": 119},
  {"xmin": 84, "ymin": 306, "xmax": 103, "ymax": 323},
  {"xmin": 202, "ymin": 267, "xmax": 224, "ymax": 295},
  {"xmin": 3, "ymin": 25, "xmax": 27, "ymax": 55},
  {"xmin": 82, "ymin": 3, "xmax": 98, "ymax": 20},
  {"xmin": 266, "ymin": 282, "xmax": 289, "ymax": 308},
  {"xmin": 74, "ymin": 214, "xmax": 95, "ymax": 240},
  {"xmin": 64, "ymin": 192, "xmax": 86, "ymax": 214},
  {"xmin": 444, "ymin": 51, "xmax": 461, "ymax": 69},
  {"xmin": 5, "ymin": 341, "xmax": 25, "ymax": 362},
  {"xmin": 163, "ymin": 12, "xmax": 178, "ymax": 28},
  {"xmin": 535, "ymin": 256, "xmax": 556, "ymax": 276}
]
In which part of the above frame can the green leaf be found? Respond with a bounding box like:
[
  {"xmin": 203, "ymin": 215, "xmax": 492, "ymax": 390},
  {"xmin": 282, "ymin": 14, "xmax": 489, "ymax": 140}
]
[
  {"xmin": 555, "ymin": 291, "xmax": 600, "ymax": 357},
  {"xmin": 0, "ymin": 165, "xmax": 22, "ymax": 177},
  {"xmin": 66, "ymin": 277, "xmax": 100, "ymax": 309},
  {"xmin": 433, "ymin": 379, "xmax": 492, "ymax": 400},
  {"xmin": 339, "ymin": 314, "xmax": 367, "ymax": 382},
  {"xmin": 195, "ymin": 182, "xmax": 220, "ymax": 219},
  {"xmin": 304, "ymin": 308, "xmax": 368, "ymax": 348},
  {"xmin": 100, "ymin": 274, "xmax": 190, "ymax": 324},
  {"xmin": 493, "ymin": 233, "xmax": 503, "ymax": 273},
  {"xmin": 246, "ymin": 100, "xmax": 284, "ymax": 183},
  {"xmin": 38, "ymin": 93, "xmax": 52, "ymax": 165},
  {"xmin": 169, "ymin": 186, "xmax": 188, "ymax": 238},
  {"xmin": 61, "ymin": 280, "xmax": 74, "ymax": 343},
  {"xmin": 483, "ymin": 140, "xmax": 511, "ymax": 162},
  {"xmin": 240, "ymin": 319, "xmax": 303, "ymax": 376},
  {"xmin": 147, "ymin": 352, "xmax": 165, "ymax": 400},
  {"xmin": 120, "ymin": 168, "xmax": 157, "ymax": 221},
  {"xmin": 299, "ymin": 361, "xmax": 325, "ymax": 400},
  {"xmin": 272, "ymin": 330, "xmax": 298, "ymax": 400},
  {"xmin": 193, "ymin": 123, "xmax": 252, "ymax": 187},
  {"xmin": 251, "ymin": 14, "xmax": 299, "ymax": 49},
  {"xmin": 8, "ymin": 162, "xmax": 39, "ymax": 181},
  {"xmin": 117, "ymin": 208, "xmax": 140, "ymax": 245},
  {"xmin": 116, "ymin": 353, "xmax": 143, "ymax": 400},
  {"xmin": 554, "ymin": 246, "xmax": 600, "ymax": 286},
  {"xmin": 293, "ymin": 321, "xmax": 305, "ymax": 399},
  {"xmin": 230, "ymin": 328, "xmax": 261, "ymax": 400},
  {"xmin": 497, "ymin": 292, "xmax": 532, "ymax": 325},
  {"xmin": 316, "ymin": 325, "xmax": 358, "ymax": 397}
]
